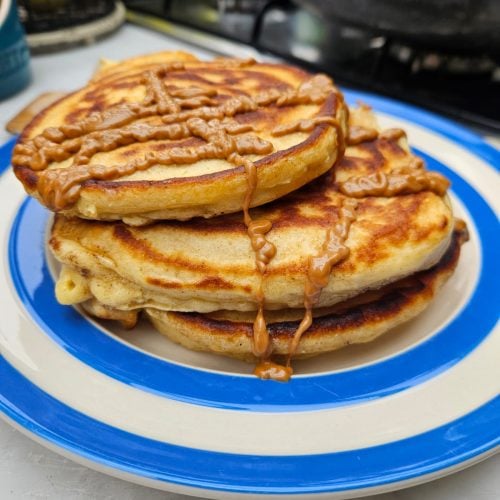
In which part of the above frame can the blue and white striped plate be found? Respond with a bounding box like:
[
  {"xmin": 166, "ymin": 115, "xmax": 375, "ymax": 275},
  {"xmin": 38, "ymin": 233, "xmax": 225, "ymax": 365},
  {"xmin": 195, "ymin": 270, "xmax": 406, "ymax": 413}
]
[{"xmin": 1, "ymin": 90, "xmax": 499, "ymax": 499}]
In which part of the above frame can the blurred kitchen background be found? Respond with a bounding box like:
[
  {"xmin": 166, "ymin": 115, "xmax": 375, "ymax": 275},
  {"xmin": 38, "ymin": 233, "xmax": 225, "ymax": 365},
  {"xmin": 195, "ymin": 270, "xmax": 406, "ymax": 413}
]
[{"xmin": 11, "ymin": 0, "xmax": 500, "ymax": 133}]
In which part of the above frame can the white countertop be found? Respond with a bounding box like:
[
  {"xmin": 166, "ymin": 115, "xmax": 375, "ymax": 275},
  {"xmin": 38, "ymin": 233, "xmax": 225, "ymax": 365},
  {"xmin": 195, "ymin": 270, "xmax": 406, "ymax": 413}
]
[{"xmin": 0, "ymin": 23, "xmax": 498, "ymax": 500}]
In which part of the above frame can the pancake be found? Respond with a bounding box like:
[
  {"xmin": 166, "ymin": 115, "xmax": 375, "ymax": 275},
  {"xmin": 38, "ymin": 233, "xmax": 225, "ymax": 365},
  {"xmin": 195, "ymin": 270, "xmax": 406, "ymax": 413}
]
[
  {"xmin": 12, "ymin": 51, "xmax": 348, "ymax": 224},
  {"xmin": 144, "ymin": 224, "xmax": 467, "ymax": 361},
  {"xmin": 49, "ymin": 107, "xmax": 454, "ymax": 315}
]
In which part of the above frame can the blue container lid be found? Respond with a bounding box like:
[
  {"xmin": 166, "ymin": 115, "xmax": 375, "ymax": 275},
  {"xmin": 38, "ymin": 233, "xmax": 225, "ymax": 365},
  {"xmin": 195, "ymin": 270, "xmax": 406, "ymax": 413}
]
[{"xmin": 0, "ymin": 0, "xmax": 32, "ymax": 100}]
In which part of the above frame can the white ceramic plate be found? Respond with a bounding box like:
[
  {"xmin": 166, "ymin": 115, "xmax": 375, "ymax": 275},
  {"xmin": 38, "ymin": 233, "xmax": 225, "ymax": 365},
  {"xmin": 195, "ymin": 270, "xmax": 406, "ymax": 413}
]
[{"xmin": 1, "ymin": 91, "xmax": 499, "ymax": 499}]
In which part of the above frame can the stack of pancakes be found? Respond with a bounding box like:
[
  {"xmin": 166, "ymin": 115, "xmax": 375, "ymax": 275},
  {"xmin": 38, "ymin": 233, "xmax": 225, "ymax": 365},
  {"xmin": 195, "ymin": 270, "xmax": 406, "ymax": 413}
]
[{"xmin": 12, "ymin": 51, "xmax": 468, "ymax": 381}]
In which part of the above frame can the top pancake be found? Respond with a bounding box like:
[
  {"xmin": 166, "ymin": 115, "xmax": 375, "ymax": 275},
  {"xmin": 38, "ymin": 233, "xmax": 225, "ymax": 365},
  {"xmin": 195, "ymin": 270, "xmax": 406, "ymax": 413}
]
[
  {"xmin": 12, "ymin": 51, "xmax": 347, "ymax": 224},
  {"xmin": 50, "ymin": 107, "xmax": 454, "ymax": 314}
]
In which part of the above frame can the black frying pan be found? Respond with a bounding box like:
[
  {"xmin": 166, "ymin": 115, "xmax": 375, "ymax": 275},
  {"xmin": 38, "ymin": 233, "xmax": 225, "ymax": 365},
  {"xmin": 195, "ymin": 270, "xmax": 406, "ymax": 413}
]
[{"xmin": 294, "ymin": 0, "xmax": 500, "ymax": 52}]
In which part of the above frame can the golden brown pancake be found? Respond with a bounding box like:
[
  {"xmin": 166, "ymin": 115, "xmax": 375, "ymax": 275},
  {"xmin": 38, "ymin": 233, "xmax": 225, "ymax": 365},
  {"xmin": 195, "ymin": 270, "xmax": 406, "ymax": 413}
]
[
  {"xmin": 48, "ymin": 104, "xmax": 462, "ymax": 379},
  {"xmin": 13, "ymin": 51, "xmax": 348, "ymax": 224},
  {"xmin": 143, "ymin": 225, "xmax": 467, "ymax": 361},
  {"xmin": 49, "ymin": 107, "xmax": 454, "ymax": 315}
]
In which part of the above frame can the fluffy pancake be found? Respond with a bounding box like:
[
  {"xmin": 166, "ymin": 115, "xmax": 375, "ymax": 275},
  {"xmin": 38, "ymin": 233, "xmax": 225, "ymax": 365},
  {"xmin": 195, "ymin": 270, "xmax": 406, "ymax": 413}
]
[
  {"xmin": 49, "ymin": 107, "xmax": 454, "ymax": 314},
  {"xmin": 144, "ymin": 224, "xmax": 467, "ymax": 361},
  {"xmin": 13, "ymin": 51, "xmax": 348, "ymax": 224}
]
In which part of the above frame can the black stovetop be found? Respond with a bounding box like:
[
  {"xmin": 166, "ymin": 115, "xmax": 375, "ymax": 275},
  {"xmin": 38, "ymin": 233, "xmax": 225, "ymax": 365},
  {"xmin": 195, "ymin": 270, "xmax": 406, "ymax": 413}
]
[{"xmin": 124, "ymin": 0, "xmax": 500, "ymax": 133}]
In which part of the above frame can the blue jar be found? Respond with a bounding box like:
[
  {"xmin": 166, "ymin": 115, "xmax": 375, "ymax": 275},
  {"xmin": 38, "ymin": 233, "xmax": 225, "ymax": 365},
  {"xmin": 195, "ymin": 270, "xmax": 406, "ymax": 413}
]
[{"xmin": 0, "ymin": 0, "xmax": 31, "ymax": 100}]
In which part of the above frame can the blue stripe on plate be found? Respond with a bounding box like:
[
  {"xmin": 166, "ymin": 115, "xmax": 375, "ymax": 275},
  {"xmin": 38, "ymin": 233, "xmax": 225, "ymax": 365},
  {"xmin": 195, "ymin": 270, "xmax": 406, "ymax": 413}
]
[
  {"xmin": 0, "ymin": 136, "xmax": 17, "ymax": 175},
  {"xmin": 0, "ymin": 356, "xmax": 499, "ymax": 494},
  {"xmin": 7, "ymin": 152, "xmax": 499, "ymax": 412}
]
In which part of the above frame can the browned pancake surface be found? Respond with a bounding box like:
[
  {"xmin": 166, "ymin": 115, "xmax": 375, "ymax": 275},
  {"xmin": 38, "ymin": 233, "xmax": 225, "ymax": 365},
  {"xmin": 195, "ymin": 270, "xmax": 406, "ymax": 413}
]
[
  {"xmin": 50, "ymin": 110, "xmax": 453, "ymax": 313},
  {"xmin": 13, "ymin": 51, "xmax": 347, "ymax": 223},
  {"xmin": 145, "ymin": 226, "xmax": 467, "ymax": 360}
]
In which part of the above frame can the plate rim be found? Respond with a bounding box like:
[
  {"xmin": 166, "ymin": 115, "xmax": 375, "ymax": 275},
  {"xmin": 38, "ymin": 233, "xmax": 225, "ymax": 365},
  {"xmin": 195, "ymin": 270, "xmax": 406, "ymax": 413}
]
[
  {"xmin": 1, "ymin": 355, "xmax": 499, "ymax": 496},
  {"xmin": 7, "ymin": 155, "xmax": 497, "ymax": 412},
  {"xmin": 1, "ymin": 89, "xmax": 499, "ymax": 496},
  {"xmin": 1, "ymin": 383, "xmax": 499, "ymax": 499}
]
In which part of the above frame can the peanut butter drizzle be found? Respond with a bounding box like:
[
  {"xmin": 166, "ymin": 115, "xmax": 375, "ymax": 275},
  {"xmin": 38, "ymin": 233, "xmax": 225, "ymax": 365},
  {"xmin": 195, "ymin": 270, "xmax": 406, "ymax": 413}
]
[
  {"xmin": 379, "ymin": 128, "xmax": 406, "ymax": 141},
  {"xmin": 13, "ymin": 69, "xmax": 339, "ymax": 213},
  {"xmin": 38, "ymin": 119, "xmax": 274, "ymax": 210},
  {"xmin": 338, "ymin": 125, "xmax": 449, "ymax": 198},
  {"xmin": 229, "ymin": 153, "xmax": 276, "ymax": 360},
  {"xmin": 346, "ymin": 126, "xmax": 406, "ymax": 147},
  {"xmin": 272, "ymin": 116, "xmax": 339, "ymax": 137},
  {"xmin": 347, "ymin": 125, "xmax": 379, "ymax": 145},
  {"xmin": 213, "ymin": 57, "xmax": 256, "ymax": 67},
  {"xmin": 13, "ymin": 60, "xmax": 347, "ymax": 380},
  {"xmin": 286, "ymin": 198, "xmax": 358, "ymax": 364},
  {"xmin": 338, "ymin": 168, "xmax": 450, "ymax": 198},
  {"xmin": 143, "ymin": 69, "xmax": 180, "ymax": 114},
  {"xmin": 254, "ymin": 120, "xmax": 451, "ymax": 378},
  {"xmin": 254, "ymin": 361, "xmax": 293, "ymax": 382}
]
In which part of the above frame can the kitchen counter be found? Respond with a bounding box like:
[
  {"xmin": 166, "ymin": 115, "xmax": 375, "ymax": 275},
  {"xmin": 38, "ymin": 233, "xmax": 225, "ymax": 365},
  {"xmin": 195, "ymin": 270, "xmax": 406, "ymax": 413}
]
[{"xmin": 0, "ymin": 23, "xmax": 498, "ymax": 500}]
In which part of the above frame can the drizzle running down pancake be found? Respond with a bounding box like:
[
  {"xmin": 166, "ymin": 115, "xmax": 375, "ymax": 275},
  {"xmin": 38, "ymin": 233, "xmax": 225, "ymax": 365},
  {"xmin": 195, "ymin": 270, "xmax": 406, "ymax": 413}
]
[
  {"xmin": 13, "ymin": 51, "xmax": 348, "ymax": 225},
  {"xmin": 49, "ymin": 122, "xmax": 453, "ymax": 313},
  {"xmin": 48, "ymin": 105, "xmax": 461, "ymax": 379},
  {"xmin": 144, "ymin": 224, "xmax": 467, "ymax": 366}
]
